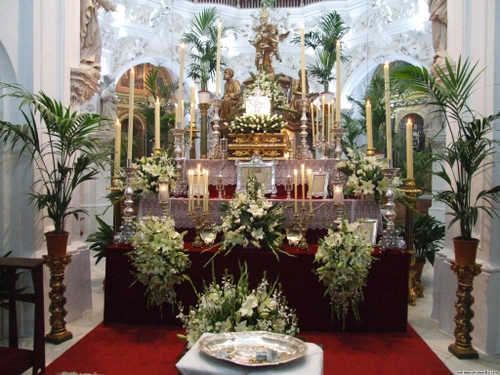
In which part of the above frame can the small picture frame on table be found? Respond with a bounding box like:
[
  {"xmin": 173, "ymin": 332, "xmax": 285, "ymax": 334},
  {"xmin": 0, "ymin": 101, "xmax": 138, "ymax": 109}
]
[
  {"xmin": 236, "ymin": 155, "xmax": 277, "ymax": 196},
  {"xmin": 307, "ymin": 172, "xmax": 329, "ymax": 198},
  {"xmin": 358, "ymin": 219, "xmax": 378, "ymax": 245}
]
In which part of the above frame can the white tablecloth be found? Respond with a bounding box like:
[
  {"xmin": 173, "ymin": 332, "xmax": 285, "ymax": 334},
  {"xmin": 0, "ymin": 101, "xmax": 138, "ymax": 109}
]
[{"xmin": 176, "ymin": 333, "xmax": 324, "ymax": 375}]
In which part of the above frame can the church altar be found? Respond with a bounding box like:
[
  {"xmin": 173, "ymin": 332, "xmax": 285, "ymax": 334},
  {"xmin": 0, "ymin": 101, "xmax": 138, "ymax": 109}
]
[{"xmin": 104, "ymin": 244, "xmax": 411, "ymax": 332}]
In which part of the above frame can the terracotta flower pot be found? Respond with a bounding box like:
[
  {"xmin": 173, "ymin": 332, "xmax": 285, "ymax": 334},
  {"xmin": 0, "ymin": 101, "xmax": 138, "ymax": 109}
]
[
  {"xmin": 452, "ymin": 237, "xmax": 479, "ymax": 266},
  {"xmin": 45, "ymin": 231, "xmax": 69, "ymax": 257}
]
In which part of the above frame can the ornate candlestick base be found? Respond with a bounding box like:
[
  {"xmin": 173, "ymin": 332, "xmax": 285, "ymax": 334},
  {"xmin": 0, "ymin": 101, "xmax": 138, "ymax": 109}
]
[
  {"xmin": 43, "ymin": 254, "xmax": 73, "ymax": 344},
  {"xmin": 331, "ymin": 125, "xmax": 346, "ymax": 161},
  {"xmin": 208, "ymin": 97, "xmax": 224, "ymax": 159},
  {"xmin": 294, "ymin": 208, "xmax": 313, "ymax": 250},
  {"xmin": 448, "ymin": 262, "xmax": 482, "ymax": 359},
  {"xmin": 380, "ymin": 167, "xmax": 406, "ymax": 251},
  {"xmin": 295, "ymin": 97, "xmax": 313, "ymax": 160},
  {"xmin": 189, "ymin": 207, "xmax": 207, "ymax": 248},
  {"xmin": 114, "ymin": 166, "xmax": 136, "ymax": 244}
]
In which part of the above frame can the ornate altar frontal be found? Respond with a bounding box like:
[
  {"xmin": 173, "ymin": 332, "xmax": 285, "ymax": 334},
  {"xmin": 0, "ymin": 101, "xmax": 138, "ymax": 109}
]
[{"xmin": 227, "ymin": 131, "xmax": 290, "ymax": 160}]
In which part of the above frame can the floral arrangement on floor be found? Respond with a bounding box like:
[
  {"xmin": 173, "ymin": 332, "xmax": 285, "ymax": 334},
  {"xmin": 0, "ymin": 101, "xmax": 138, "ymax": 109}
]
[
  {"xmin": 229, "ymin": 113, "xmax": 286, "ymax": 134},
  {"xmin": 218, "ymin": 171, "xmax": 286, "ymax": 257},
  {"xmin": 128, "ymin": 215, "xmax": 190, "ymax": 308},
  {"xmin": 243, "ymin": 71, "xmax": 287, "ymax": 110},
  {"xmin": 131, "ymin": 151, "xmax": 178, "ymax": 194},
  {"xmin": 314, "ymin": 218, "xmax": 376, "ymax": 329},
  {"xmin": 336, "ymin": 148, "xmax": 401, "ymax": 201},
  {"xmin": 177, "ymin": 263, "xmax": 299, "ymax": 348}
]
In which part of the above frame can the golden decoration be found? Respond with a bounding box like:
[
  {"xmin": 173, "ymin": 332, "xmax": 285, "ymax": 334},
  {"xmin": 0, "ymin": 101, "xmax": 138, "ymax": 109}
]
[{"xmin": 227, "ymin": 132, "xmax": 290, "ymax": 160}]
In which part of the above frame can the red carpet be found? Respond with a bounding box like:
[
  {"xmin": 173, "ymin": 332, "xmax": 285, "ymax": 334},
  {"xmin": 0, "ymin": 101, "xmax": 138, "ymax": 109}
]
[{"xmin": 44, "ymin": 323, "xmax": 452, "ymax": 375}]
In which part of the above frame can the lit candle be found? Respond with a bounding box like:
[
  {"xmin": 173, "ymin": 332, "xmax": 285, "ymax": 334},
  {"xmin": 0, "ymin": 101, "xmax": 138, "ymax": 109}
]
[
  {"xmin": 310, "ymin": 103, "xmax": 315, "ymax": 143},
  {"xmin": 366, "ymin": 100, "xmax": 373, "ymax": 150},
  {"xmin": 178, "ymin": 43, "xmax": 186, "ymax": 129},
  {"xmin": 307, "ymin": 169, "xmax": 313, "ymax": 213},
  {"xmin": 406, "ymin": 118, "xmax": 414, "ymax": 180},
  {"xmin": 294, "ymin": 169, "xmax": 298, "ymax": 214},
  {"xmin": 333, "ymin": 184, "xmax": 344, "ymax": 203},
  {"xmin": 204, "ymin": 169, "xmax": 209, "ymax": 212},
  {"xmin": 154, "ymin": 97, "xmax": 160, "ymax": 151},
  {"xmin": 336, "ymin": 39, "xmax": 341, "ymax": 124},
  {"xmin": 114, "ymin": 119, "xmax": 121, "ymax": 176},
  {"xmin": 158, "ymin": 183, "xmax": 169, "ymax": 202},
  {"xmin": 322, "ymin": 95, "xmax": 325, "ymax": 139},
  {"xmin": 384, "ymin": 62, "xmax": 392, "ymax": 162},
  {"xmin": 188, "ymin": 170, "xmax": 193, "ymax": 211},
  {"xmin": 197, "ymin": 164, "xmax": 201, "ymax": 206},
  {"xmin": 300, "ymin": 24, "xmax": 306, "ymax": 96},
  {"xmin": 127, "ymin": 67, "xmax": 135, "ymax": 160},
  {"xmin": 301, "ymin": 164, "xmax": 305, "ymax": 206},
  {"xmin": 215, "ymin": 22, "xmax": 222, "ymax": 96},
  {"xmin": 190, "ymin": 103, "xmax": 195, "ymax": 144},
  {"xmin": 326, "ymin": 102, "xmax": 331, "ymax": 143}
]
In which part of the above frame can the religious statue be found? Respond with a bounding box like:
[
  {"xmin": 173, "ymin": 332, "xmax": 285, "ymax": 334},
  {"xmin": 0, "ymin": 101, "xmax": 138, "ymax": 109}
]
[
  {"xmin": 220, "ymin": 68, "xmax": 242, "ymax": 121},
  {"xmin": 249, "ymin": 10, "xmax": 289, "ymax": 76},
  {"xmin": 100, "ymin": 75, "xmax": 119, "ymax": 121},
  {"xmin": 80, "ymin": 0, "xmax": 116, "ymax": 72},
  {"xmin": 288, "ymin": 70, "xmax": 319, "ymax": 122},
  {"xmin": 428, "ymin": 0, "xmax": 447, "ymax": 64}
]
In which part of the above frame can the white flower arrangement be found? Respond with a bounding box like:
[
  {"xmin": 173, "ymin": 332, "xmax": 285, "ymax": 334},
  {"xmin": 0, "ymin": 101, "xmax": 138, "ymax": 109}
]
[
  {"xmin": 229, "ymin": 113, "xmax": 286, "ymax": 134},
  {"xmin": 315, "ymin": 218, "xmax": 376, "ymax": 329},
  {"xmin": 336, "ymin": 148, "xmax": 401, "ymax": 201},
  {"xmin": 177, "ymin": 264, "xmax": 299, "ymax": 348},
  {"xmin": 131, "ymin": 151, "xmax": 178, "ymax": 194},
  {"xmin": 129, "ymin": 215, "xmax": 190, "ymax": 308},
  {"xmin": 218, "ymin": 172, "xmax": 286, "ymax": 257},
  {"xmin": 243, "ymin": 71, "xmax": 287, "ymax": 110}
]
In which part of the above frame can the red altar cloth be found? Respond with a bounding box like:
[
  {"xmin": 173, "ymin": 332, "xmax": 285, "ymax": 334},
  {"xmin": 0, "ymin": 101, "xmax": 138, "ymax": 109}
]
[{"xmin": 104, "ymin": 244, "xmax": 410, "ymax": 332}]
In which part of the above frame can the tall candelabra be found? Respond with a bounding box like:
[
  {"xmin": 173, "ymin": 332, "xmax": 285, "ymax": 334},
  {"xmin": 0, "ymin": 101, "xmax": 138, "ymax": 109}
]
[
  {"xmin": 402, "ymin": 179, "xmax": 423, "ymax": 306},
  {"xmin": 114, "ymin": 164, "xmax": 136, "ymax": 245},
  {"xmin": 448, "ymin": 263, "xmax": 482, "ymax": 359},
  {"xmin": 295, "ymin": 96, "xmax": 313, "ymax": 159},
  {"xmin": 189, "ymin": 204, "xmax": 209, "ymax": 248},
  {"xmin": 208, "ymin": 97, "xmax": 224, "ymax": 159},
  {"xmin": 331, "ymin": 125, "xmax": 346, "ymax": 161},
  {"xmin": 379, "ymin": 165, "xmax": 406, "ymax": 251},
  {"xmin": 314, "ymin": 132, "xmax": 329, "ymax": 159},
  {"xmin": 293, "ymin": 206, "xmax": 314, "ymax": 250}
]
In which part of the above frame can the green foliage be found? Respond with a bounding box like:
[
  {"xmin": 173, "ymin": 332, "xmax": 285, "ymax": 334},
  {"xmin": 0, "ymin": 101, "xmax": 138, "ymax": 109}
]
[
  {"xmin": 412, "ymin": 214, "xmax": 445, "ymax": 265},
  {"xmin": 291, "ymin": 11, "xmax": 349, "ymax": 91},
  {"xmin": 393, "ymin": 57, "xmax": 500, "ymax": 240},
  {"xmin": 181, "ymin": 8, "xmax": 237, "ymax": 91},
  {"xmin": 86, "ymin": 215, "xmax": 114, "ymax": 265},
  {"xmin": 0, "ymin": 83, "xmax": 110, "ymax": 233}
]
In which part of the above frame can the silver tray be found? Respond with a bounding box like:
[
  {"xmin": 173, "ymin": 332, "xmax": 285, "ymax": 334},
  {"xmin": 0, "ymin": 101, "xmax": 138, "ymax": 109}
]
[{"xmin": 198, "ymin": 331, "xmax": 307, "ymax": 367}]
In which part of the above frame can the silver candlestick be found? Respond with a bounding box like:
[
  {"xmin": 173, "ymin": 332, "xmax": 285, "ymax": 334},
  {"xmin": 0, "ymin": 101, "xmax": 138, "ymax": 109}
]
[
  {"xmin": 380, "ymin": 165, "xmax": 406, "ymax": 251},
  {"xmin": 208, "ymin": 96, "xmax": 223, "ymax": 159},
  {"xmin": 295, "ymin": 96, "xmax": 313, "ymax": 160},
  {"xmin": 331, "ymin": 124, "xmax": 346, "ymax": 161},
  {"xmin": 114, "ymin": 163, "xmax": 136, "ymax": 244}
]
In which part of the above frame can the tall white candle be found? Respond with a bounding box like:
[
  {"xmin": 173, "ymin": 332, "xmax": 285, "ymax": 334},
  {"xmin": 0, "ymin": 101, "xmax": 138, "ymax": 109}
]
[
  {"xmin": 190, "ymin": 103, "xmax": 194, "ymax": 144},
  {"xmin": 215, "ymin": 22, "xmax": 222, "ymax": 96},
  {"xmin": 406, "ymin": 118, "xmax": 414, "ymax": 180},
  {"xmin": 366, "ymin": 100, "xmax": 373, "ymax": 150},
  {"xmin": 310, "ymin": 103, "xmax": 315, "ymax": 143},
  {"xmin": 294, "ymin": 170, "xmax": 298, "ymax": 214},
  {"xmin": 384, "ymin": 62, "xmax": 392, "ymax": 161},
  {"xmin": 300, "ymin": 25, "xmax": 306, "ymax": 96},
  {"xmin": 188, "ymin": 170, "xmax": 194, "ymax": 211},
  {"xmin": 154, "ymin": 97, "xmax": 160, "ymax": 151},
  {"xmin": 336, "ymin": 40, "xmax": 342, "ymax": 124},
  {"xmin": 127, "ymin": 67, "xmax": 135, "ymax": 160},
  {"xmin": 322, "ymin": 95, "xmax": 325, "ymax": 139},
  {"xmin": 178, "ymin": 44, "xmax": 186, "ymax": 129},
  {"xmin": 307, "ymin": 169, "xmax": 313, "ymax": 213},
  {"xmin": 197, "ymin": 164, "xmax": 201, "ymax": 206},
  {"xmin": 327, "ymin": 103, "xmax": 331, "ymax": 143},
  {"xmin": 301, "ymin": 164, "xmax": 305, "ymax": 206},
  {"xmin": 190, "ymin": 83, "xmax": 196, "ymax": 129},
  {"xmin": 204, "ymin": 169, "xmax": 209, "ymax": 212},
  {"xmin": 114, "ymin": 119, "xmax": 121, "ymax": 176}
]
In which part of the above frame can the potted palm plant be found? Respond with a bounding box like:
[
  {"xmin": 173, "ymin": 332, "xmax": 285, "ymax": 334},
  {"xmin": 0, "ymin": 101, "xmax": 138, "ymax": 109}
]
[
  {"xmin": 393, "ymin": 57, "xmax": 500, "ymax": 265},
  {"xmin": 291, "ymin": 11, "xmax": 349, "ymax": 93},
  {"xmin": 0, "ymin": 83, "xmax": 110, "ymax": 257},
  {"xmin": 180, "ymin": 7, "xmax": 237, "ymax": 101}
]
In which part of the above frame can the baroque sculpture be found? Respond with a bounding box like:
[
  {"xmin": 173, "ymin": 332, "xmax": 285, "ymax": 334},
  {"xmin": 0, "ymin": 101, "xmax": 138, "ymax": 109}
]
[{"xmin": 220, "ymin": 68, "xmax": 242, "ymax": 121}]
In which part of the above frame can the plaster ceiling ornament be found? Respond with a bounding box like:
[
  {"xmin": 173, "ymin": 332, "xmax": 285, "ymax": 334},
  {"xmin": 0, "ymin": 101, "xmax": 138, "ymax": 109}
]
[
  {"xmin": 367, "ymin": 0, "xmax": 393, "ymax": 48},
  {"xmin": 391, "ymin": 0, "xmax": 419, "ymax": 20},
  {"xmin": 113, "ymin": 37, "xmax": 150, "ymax": 68},
  {"xmin": 148, "ymin": 0, "xmax": 172, "ymax": 27}
]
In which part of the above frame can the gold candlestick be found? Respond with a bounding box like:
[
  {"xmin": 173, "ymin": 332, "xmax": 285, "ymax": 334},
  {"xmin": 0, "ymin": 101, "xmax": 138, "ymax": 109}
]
[
  {"xmin": 401, "ymin": 178, "xmax": 423, "ymax": 306},
  {"xmin": 448, "ymin": 262, "xmax": 482, "ymax": 359},
  {"xmin": 43, "ymin": 254, "xmax": 73, "ymax": 344},
  {"xmin": 189, "ymin": 205, "xmax": 207, "ymax": 248}
]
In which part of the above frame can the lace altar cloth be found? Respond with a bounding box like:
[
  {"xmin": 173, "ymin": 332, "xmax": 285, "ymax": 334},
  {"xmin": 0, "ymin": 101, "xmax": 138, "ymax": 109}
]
[{"xmin": 139, "ymin": 197, "xmax": 381, "ymax": 231}]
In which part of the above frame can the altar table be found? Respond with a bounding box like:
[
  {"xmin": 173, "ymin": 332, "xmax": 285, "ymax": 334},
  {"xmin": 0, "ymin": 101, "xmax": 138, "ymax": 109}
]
[{"xmin": 104, "ymin": 244, "xmax": 410, "ymax": 332}]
